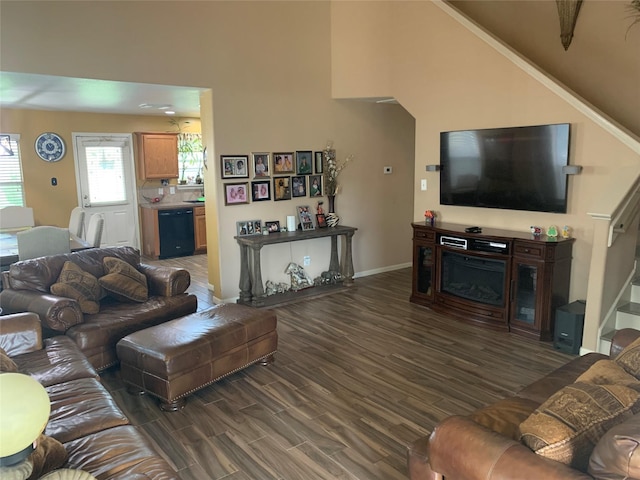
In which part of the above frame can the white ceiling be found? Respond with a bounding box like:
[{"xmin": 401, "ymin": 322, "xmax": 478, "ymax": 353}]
[{"xmin": 0, "ymin": 72, "xmax": 206, "ymax": 117}]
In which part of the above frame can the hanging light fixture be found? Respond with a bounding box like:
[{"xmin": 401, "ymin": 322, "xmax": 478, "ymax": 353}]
[{"xmin": 556, "ymin": 0, "xmax": 583, "ymax": 50}]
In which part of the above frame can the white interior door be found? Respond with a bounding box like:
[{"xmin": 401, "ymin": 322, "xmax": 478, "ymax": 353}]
[{"xmin": 72, "ymin": 133, "xmax": 139, "ymax": 248}]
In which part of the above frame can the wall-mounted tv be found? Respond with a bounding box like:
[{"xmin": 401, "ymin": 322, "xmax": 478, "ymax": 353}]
[{"xmin": 440, "ymin": 123, "xmax": 571, "ymax": 214}]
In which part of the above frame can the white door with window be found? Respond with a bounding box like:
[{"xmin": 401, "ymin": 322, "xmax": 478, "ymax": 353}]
[{"xmin": 72, "ymin": 134, "xmax": 139, "ymax": 248}]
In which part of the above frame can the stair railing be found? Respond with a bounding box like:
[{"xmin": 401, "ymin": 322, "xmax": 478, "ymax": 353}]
[{"xmin": 585, "ymin": 166, "xmax": 640, "ymax": 352}]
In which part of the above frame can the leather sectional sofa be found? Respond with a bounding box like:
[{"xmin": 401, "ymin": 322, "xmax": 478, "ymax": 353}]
[
  {"xmin": 408, "ymin": 328, "xmax": 640, "ymax": 479},
  {"xmin": 0, "ymin": 246, "xmax": 197, "ymax": 370},
  {"xmin": 0, "ymin": 311, "xmax": 178, "ymax": 478}
]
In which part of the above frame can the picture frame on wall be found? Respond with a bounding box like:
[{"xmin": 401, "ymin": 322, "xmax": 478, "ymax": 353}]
[
  {"xmin": 273, "ymin": 176, "xmax": 292, "ymax": 201},
  {"xmin": 314, "ymin": 151, "xmax": 323, "ymax": 174},
  {"xmin": 295, "ymin": 150, "xmax": 313, "ymax": 175},
  {"xmin": 272, "ymin": 152, "xmax": 294, "ymax": 174},
  {"xmin": 221, "ymin": 155, "xmax": 249, "ymax": 179},
  {"xmin": 265, "ymin": 221, "xmax": 280, "ymax": 233},
  {"xmin": 252, "ymin": 152, "xmax": 270, "ymax": 178},
  {"xmin": 297, "ymin": 205, "xmax": 315, "ymax": 231},
  {"xmin": 309, "ymin": 174, "xmax": 322, "ymax": 197},
  {"xmin": 291, "ymin": 175, "xmax": 307, "ymax": 198},
  {"xmin": 251, "ymin": 180, "xmax": 271, "ymax": 202},
  {"xmin": 224, "ymin": 182, "xmax": 249, "ymax": 205},
  {"xmin": 236, "ymin": 219, "xmax": 262, "ymax": 236}
]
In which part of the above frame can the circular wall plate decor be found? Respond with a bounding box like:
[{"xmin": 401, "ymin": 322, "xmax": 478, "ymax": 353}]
[{"xmin": 35, "ymin": 132, "xmax": 66, "ymax": 162}]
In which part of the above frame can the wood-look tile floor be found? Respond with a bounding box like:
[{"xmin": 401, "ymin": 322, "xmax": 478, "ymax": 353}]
[{"xmin": 101, "ymin": 254, "xmax": 573, "ymax": 480}]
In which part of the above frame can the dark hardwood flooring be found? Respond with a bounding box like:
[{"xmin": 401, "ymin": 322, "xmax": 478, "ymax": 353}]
[{"xmin": 101, "ymin": 254, "xmax": 573, "ymax": 479}]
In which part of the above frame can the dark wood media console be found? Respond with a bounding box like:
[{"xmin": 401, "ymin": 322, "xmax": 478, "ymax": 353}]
[{"xmin": 410, "ymin": 222, "xmax": 575, "ymax": 340}]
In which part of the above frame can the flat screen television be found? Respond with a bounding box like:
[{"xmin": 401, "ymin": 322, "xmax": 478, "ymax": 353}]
[{"xmin": 439, "ymin": 123, "xmax": 571, "ymax": 213}]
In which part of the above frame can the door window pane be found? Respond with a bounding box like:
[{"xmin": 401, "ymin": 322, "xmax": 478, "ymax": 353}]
[{"xmin": 85, "ymin": 146, "xmax": 126, "ymax": 204}]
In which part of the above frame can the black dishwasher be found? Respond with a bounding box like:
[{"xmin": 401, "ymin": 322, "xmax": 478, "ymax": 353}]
[{"xmin": 158, "ymin": 208, "xmax": 195, "ymax": 259}]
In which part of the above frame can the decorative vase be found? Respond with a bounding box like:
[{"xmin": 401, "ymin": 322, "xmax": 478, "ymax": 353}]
[{"xmin": 326, "ymin": 195, "xmax": 340, "ymax": 227}]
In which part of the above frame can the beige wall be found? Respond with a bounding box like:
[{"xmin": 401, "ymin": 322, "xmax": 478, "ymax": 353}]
[
  {"xmin": 0, "ymin": 1, "xmax": 416, "ymax": 299},
  {"xmin": 449, "ymin": 0, "xmax": 640, "ymax": 138},
  {"xmin": 0, "ymin": 108, "xmax": 199, "ymax": 227},
  {"xmin": 331, "ymin": 1, "xmax": 640, "ymax": 343}
]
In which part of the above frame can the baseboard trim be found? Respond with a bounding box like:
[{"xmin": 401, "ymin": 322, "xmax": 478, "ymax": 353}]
[{"xmin": 354, "ymin": 262, "xmax": 412, "ymax": 279}]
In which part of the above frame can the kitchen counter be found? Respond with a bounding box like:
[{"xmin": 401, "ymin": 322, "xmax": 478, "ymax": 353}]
[{"xmin": 140, "ymin": 201, "xmax": 205, "ymax": 210}]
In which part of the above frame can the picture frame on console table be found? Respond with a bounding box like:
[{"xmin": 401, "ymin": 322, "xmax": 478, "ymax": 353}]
[
  {"xmin": 237, "ymin": 219, "xmax": 262, "ymax": 236},
  {"xmin": 297, "ymin": 205, "xmax": 314, "ymax": 231},
  {"xmin": 265, "ymin": 221, "xmax": 280, "ymax": 233}
]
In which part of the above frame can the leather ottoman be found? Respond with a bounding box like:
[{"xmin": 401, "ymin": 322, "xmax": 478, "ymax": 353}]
[{"xmin": 116, "ymin": 303, "xmax": 278, "ymax": 411}]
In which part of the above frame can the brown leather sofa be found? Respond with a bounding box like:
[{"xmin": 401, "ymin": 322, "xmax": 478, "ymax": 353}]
[
  {"xmin": 0, "ymin": 312, "xmax": 178, "ymax": 479},
  {"xmin": 408, "ymin": 328, "xmax": 640, "ymax": 480},
  {"xmin": 0, "ymin": 246, "xmax": 197, "ymax": 371}
]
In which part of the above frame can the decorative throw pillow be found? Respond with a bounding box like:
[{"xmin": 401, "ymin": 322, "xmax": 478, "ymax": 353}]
[
  {"xmin": 588, "ymin": 413, "xmax": 640, "ymax": 479},
  {"xmin": 519, "ymin": 382, "xmax": 640, "ymax": 472},
  {"xmin": 615, "ymin": 337, "xmax": 640, "ymax": 379},
  {"xmin": 576, "ymin": 359, "xmax": 639, "ymax": 386},
  {"xmin": 0, "ymin": 347, "xmax": 18, "ymax": 373},
  {"xmin": 99, "ymin": 256, "xmax": 148, "ymax": 302},
  {"xmin": 470, "ymin": 396, "xmax": 540, "ymax": 441},
  {"xmin": 27, "ymin": 433, "xmax": 68, "ymax": 480},
  {"xmin": 50, "ymin": 261, "xmax": 102, "ymax": 314}
]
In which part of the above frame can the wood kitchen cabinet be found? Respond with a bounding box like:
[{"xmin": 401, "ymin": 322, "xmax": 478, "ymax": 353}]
[
  {"xmin": 135, "ymin": 132, "xmax": 179, "ymax": 180},
  {"xmin": 194, "ymin": 206, "xmax": 207, "ymax": 253},
  {"xmin": 140, "ymin": 207, "xmax": 161, "ymax": 258}
]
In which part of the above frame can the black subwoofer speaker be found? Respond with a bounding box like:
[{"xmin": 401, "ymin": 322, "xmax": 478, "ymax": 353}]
[{"xmin": 554, "ymin": 300, "xmax": 586, "ymax": 355}]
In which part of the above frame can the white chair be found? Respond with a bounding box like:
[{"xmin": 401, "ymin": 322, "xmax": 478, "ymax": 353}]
[
  {"xmin": 17, "ymin": 226, "xmax": 71, "ymax": 261},
  {"xmin": 0, "ymin": 206, "xmax": 35, "ymax": 231},
  {"xmin": 85, "ymin": 214, "xmax": 104, "ymax": 248},
  {"xmin": 68, "ymin": 207, "xmax": 85, "ymax": 238}
]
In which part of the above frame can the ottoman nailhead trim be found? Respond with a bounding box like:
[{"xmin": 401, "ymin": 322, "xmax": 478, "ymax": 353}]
[
  {"xmin": 166, "ymin": 350, "xmax": 277, "ymax": 403},
  {"xmin": 97, "ymin": 360, "xmax": 118, "ymax": 372}
]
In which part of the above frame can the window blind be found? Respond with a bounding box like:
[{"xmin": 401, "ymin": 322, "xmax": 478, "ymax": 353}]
[{"xmin": 0, "ymin": 134, "xmax": 25, "ymax": 208}]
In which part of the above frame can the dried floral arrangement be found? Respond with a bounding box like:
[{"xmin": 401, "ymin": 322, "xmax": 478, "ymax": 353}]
[
  {"xmin": 629, "ymin": 0, "xmax": 640, "ymax": 34},
  {"xmin": 322, "ymin": 141, "xmax": 354, "ymax": 197}
]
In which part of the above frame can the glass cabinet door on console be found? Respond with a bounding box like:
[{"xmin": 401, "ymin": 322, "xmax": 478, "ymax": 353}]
[
  {"xmin": 416, "ymin": 245, "xmax": 434, "ymax": 298},
  {"xmin": 411, "ymin": 225, "xmax": 436, "ymax": 305},
  {"xmin": 511, "ymin": 261, "xmax": 542, "ymax": 329},
  {"xmin": 509, "ymin": 239, "xmax": 575, "ymax": 341}
]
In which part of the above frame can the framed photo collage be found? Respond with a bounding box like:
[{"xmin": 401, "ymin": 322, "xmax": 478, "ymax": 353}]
[{"xmin": 221, "ymin": 151, "xmax": 324, "ymax": 206}]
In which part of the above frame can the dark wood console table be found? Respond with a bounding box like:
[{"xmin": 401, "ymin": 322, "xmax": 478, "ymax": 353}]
[
  {"xmin": 235, "ymin": 225, "xmax": 357, "ymax": 307},
  {"xmin": 411, "ymin": 222, "xmax": 575, "ymax": 340}
]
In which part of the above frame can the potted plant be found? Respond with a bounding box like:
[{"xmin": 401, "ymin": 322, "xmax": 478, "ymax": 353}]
[{"xmin": 170, "ymin": 119, "xmax": 203, "ymax": 185}]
